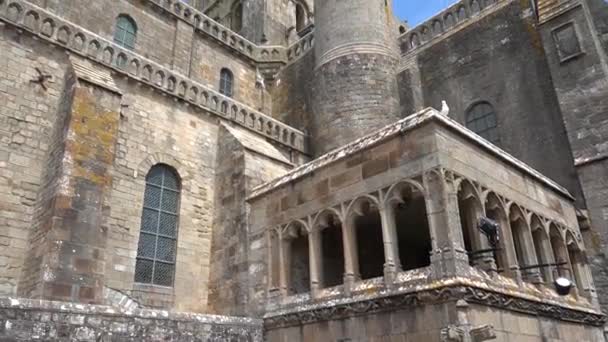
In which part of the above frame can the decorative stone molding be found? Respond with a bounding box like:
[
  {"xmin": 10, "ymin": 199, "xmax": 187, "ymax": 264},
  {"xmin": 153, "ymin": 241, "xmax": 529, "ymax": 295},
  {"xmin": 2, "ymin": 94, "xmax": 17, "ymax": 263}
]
[
  {"xmin": 263, "ymin": 285, "xmax": 606, "ymax": 330},
  {"xmin": 0, "ymin": 0, "xmax": 309, "ymax": 154}
]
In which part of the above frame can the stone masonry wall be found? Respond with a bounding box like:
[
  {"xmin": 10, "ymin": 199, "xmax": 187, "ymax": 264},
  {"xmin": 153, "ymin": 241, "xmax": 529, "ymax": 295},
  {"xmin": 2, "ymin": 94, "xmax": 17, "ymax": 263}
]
[
  {"xmin": 207, "ymin": 124, "xmax": 290, "ymax": 317},
  {"xmin": 537, "ymin": 3, "xmax": 608, "ymax": 309},
  {"xmin": 0, "ymin": 297, "xmax": 262, "ymax": 341},
  {"xmin": 101, "ymin": 77, "xmax": 221, "ymax": 313},
  {"xmin": 409, "ymin": 0, "xmax": 584, "ymax": 204},
  {"xmin": 25, "ymin": 0, "xmax": 262, "ymax": 109},
  {"xmin": 0, "ymin": 29, "xmax": 72, "ymax": 297},
  {"xmin": 270, "ymin": 49, "xmax": 314, "ymax": 133}
]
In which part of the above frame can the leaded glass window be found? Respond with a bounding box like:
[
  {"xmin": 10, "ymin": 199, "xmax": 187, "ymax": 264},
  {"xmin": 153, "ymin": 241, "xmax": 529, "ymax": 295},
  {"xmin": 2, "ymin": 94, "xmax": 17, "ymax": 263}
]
[
  {"xmin": 134, "ymin": 165, "xmax": 180, "ymax": 287},
  {"xmin": 219, "ymin": 68, "xmax": 233, "ymax": 97},
  {"xmin": 466, "ymin": 102, "xmax": 500, "ymax": 145},
  {"xmin": 114, "ymin": 15, "xmax": 137, "ymax": 50}
]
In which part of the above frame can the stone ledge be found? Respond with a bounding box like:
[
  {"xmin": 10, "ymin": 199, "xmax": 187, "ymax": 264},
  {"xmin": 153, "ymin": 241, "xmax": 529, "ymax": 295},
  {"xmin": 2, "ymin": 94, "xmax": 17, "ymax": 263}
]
[
  {"xmin": 264, "ymin": 281, "xmax": 606, "ymax": 330},
  {"xmin": 0, "ymin": 297, "xmax": 262, "ymax": 327}
]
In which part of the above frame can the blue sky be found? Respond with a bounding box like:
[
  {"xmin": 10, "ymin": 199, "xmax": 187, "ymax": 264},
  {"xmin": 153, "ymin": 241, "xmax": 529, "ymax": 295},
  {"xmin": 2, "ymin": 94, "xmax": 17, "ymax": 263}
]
[{"xmin": 394, "ymin": 0, "xmax": 457, "ymax": 26}]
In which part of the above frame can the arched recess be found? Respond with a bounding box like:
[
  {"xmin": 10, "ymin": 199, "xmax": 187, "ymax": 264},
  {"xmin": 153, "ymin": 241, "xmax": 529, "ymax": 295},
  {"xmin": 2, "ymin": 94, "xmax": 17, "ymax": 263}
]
[
  {"xmin": 484, "ymin": 192, "xmax": 511, "ymax": 274},
  {"xmin": 268, "ymin": 228, "xmax": 281, "ymax": 290},
  {"xmin": 282, "ymin": 221, "xmax": 310, "ymax": 295},
  {"xmin": 313, "ymin": 209, "xmax": 345, "ymax": 288},
  {"xmin": 230, "ymin": 0, "xmax": 243, "ymax": 32},
  {"xmin": 566, "ymin": 232, "xmax": 588, "ymax": 296},
  {"xmin": 457, "ymin": 180, "xmax": 488, "ymax": 267},
  {"xmin": 346, "ymin": 196, "xmax": 384, "ymax": 280},
  {"xmin": 295, "ymin": 0, "xmax": 309, "ymax": 32},
  {"xmin": 549, "ymin": 224, "xmax": 570, "ymax": 279},
  {"xmin": 508, "ymin": 205, "xmax": 538, "ymax": 281},
  {"xmin": 386, "ymin": 181, "xmax": 432, "ymax": 271},
  {"xmin": 531, "ymin": 216, "xmax": 554, "ymax": 283}
]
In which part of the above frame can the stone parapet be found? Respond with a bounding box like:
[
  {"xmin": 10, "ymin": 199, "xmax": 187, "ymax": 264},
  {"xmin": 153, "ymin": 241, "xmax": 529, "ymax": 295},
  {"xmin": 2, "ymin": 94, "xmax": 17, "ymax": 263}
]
[
  {"xmin": 398, "ymin": 0, "xmax": 510, "ymax": 58},
  {"xmin": 0, "ymin": 0, "xmax": 310, "ymax": 154},
  {"xmin": 0, "ymin": 297, "xmax": 263, "ymax": 341}
]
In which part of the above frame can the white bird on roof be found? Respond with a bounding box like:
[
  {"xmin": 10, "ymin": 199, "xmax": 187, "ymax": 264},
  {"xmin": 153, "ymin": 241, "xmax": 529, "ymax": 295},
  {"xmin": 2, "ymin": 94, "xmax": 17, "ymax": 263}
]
[{"xmin": 440, "ymin": 100, "xmax": 450, "ymax": 117}]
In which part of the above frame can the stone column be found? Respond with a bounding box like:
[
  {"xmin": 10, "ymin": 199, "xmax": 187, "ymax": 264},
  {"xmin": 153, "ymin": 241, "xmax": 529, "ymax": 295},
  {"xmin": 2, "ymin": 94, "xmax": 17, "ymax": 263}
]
[
  {"xmin": 464, "ymin": 201, "xmax": 496, "ymax": 274},
  {"xmin": 498, "ymin": 219, "xmax": 522, "ymax": 281},
  {"xmin": 424, "ymin": 169, "xmax": 470, "ymax": 279},
  {"xmin": 521, "ymin": 224, "xmax": 543, "ymax": 284},
  {"xmin": 308, "ymin": 231, "xmax": 322, "ymax": 298},
  {"xmin": 342, "ymin": 218, "xmax": 360, "ymax": 294},
  {"xmin": 379, "ymin": 205, "xmax": 401, "ymax": 284},
  {"xmin": 279, "ymin": 237, "xmax": 291, "ymax": 296}
]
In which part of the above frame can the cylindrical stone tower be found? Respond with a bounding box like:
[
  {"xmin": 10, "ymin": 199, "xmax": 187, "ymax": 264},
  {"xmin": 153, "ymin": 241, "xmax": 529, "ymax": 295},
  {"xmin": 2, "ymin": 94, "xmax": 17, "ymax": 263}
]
[{"xmin": 311, "ymin": 0, "xmax": 401, "ymax": 155}]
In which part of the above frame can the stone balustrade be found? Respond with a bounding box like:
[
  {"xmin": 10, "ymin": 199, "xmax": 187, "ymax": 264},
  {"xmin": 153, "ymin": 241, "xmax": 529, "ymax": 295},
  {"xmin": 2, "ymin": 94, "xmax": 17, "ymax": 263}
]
[
  {"xmin": 0, "ymin": 0, "xmax": 309, "ymax": 153},
  {"xmin": 399, "ymin": 0, "xmax": 507, "ymax": 55},
  {"xmin": 146, "ymin": 0, "xmax": 314, "ymax": 65}
]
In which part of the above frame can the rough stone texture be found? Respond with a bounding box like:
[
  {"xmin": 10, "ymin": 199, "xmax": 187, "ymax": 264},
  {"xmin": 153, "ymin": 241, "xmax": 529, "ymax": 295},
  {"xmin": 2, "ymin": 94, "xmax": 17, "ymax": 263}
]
[
  {"xmin": 207, "ymin": 124, "xmax": 290, "ymax": 317},
  {"xmin": 250, "ymin": 109, "xmax": 604, "ymax": 341},
  {"xmin": 402, "ymin": 0, "xmax": 584, "ymax": 205},
  {"xmin": 0, "ymin": 297, "xmax": 262, "ymax": 341},
  {"xmin": 536, "ymin": 0, "xmax": 608, "ymax": 310},
  {"xmin": 0, "ymin": 29, "xmax": 73, "ymax": 298},
  {"xmin": 310, "ymin": 0, "xmax": 400, "ymax": 155},
  {"xmin": 1, "ymin": 0, "xmax": 608, "ymax": 340}
]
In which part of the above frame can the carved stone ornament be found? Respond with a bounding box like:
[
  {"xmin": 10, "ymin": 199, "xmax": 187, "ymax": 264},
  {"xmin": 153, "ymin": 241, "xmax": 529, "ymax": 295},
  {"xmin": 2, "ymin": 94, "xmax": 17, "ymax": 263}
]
[{"xmin": 263, "ymin": 285, "xmax": 606, "ymax": 330}]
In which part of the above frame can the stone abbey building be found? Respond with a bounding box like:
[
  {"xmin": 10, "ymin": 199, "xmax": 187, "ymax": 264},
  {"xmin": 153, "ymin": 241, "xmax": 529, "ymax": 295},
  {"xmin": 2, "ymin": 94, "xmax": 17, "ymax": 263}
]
[{"xmin": 0, "ymin": 0, "xmax": 607, "ymax": 340}]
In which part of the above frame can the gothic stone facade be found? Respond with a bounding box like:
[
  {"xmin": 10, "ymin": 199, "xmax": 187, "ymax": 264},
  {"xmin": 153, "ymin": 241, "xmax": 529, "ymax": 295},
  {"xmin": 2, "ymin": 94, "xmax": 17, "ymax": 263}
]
[{"xmin": 0, "ymin": 0, "xmax": 606, "ymax": 341}]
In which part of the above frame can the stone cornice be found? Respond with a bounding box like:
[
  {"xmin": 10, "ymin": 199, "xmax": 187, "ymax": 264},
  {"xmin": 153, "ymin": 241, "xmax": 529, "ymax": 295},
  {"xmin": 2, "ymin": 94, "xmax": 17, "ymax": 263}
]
[
  {"xmin": 264, "ymin": 284, "xmax": 606, "ymax": 330},
  {"xmin": 0, "ymin": 0, "xmax": 309, "ymax": 154},
  {"xmin": 0, "ymin": 297, "xmax": 263, "ymax": 327},
  {"xmin": 248, "ymin": 108, "xmax": 573, "ymax": 201}
]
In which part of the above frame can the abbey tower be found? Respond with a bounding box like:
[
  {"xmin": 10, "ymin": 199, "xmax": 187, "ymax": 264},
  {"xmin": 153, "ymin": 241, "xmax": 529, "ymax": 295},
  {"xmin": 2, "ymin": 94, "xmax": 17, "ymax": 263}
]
[{"xmin": 311, "ymin": 0, "xmax": 401, "ymax": 154}]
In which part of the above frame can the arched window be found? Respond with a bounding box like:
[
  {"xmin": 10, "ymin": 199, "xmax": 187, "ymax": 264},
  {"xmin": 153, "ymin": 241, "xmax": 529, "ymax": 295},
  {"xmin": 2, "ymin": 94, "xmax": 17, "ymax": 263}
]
[
  {"xmin": 295, "ymin": 2, "xmax": 307, "ymax": 32},
  {"xmin": 135, "ymin": 164, "xmax": 181, "ymax": 287},
  {"xmin": 114, "ymin": 15, "xmax": 137, "ymax": 50},
  {"xmin": 219, "ymin": 68, "xmax": 234, "ymax": 97},
  {"xmin": 466, "ymin": 101, "xmax": 499, "ymax": 144},
  {"xmin": 230, "ymin": 0, "xmax": 243, "ymax": 32}
]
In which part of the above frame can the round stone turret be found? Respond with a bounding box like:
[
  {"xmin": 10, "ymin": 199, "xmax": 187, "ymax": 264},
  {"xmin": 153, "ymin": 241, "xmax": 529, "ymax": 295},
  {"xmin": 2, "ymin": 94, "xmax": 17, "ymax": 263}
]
[{"xmin": 311, "ymin": 0, "xmax": 401, "ymax": 155}]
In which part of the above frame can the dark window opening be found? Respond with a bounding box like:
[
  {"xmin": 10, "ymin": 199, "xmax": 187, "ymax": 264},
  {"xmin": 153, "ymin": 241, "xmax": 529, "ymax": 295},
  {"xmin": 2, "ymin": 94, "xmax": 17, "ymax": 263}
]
[
  {"xmin": 510, "ymin": 217, "xmax": 527, "ymax": 269},
  {"xmin": 135, "ymin": 164, "xmax": 180, "ymax": 287},
  {"xmin": 230, "ymin": 1, "xmax": 243, "ymax": 32},
  {"xmin": 466, "ymin": 102, "xmax": 499, "ymax": 145},
  {"xmin": 288, "ymin": 226, "xmax": 310, "ymax": 294},
  {"xmin": 567, "ymin": 243, "xmax": 584, "ymax": 291},
  {"xmin": 219, "ymin": 68, "xmax": 233, "ymax": 97},
  {"xmin": 321, "ymin": 220, "xmax": 345, "ymax": 288},
  {"xmin": 485, "ymin": 205, "xmax": 506, "ymax": 272},
  {"xmin": 532, "ymin": 228, "xmax": 552, "ymax": 282},
  {"xmin": 550, "ymin": 227, "xmax": 568, "ymax": 278},
  {"xmin": 295, "ymin": 3, "xmax": 306, "ymax": 32},
  {"xmin": 354, "ymin": 202, "xmax": 385, "ymax": 280},
  {"xmin": 458, "ymin": 190, "xmax": 478, "ymax": 266},
  {"xmin": 394, "ymin": 189, "xmax": 431, "ymax": 271},
  {"xmin": 114, "ymin": 15, "xmax": 137, "ymax": 50}
]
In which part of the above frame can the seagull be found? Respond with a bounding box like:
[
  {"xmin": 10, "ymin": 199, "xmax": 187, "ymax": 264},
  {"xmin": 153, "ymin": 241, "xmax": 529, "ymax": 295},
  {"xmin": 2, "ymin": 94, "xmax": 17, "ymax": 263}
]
[{"xmin": 440, "ymin": 100, "xmax": 450, "ymax": 116}]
